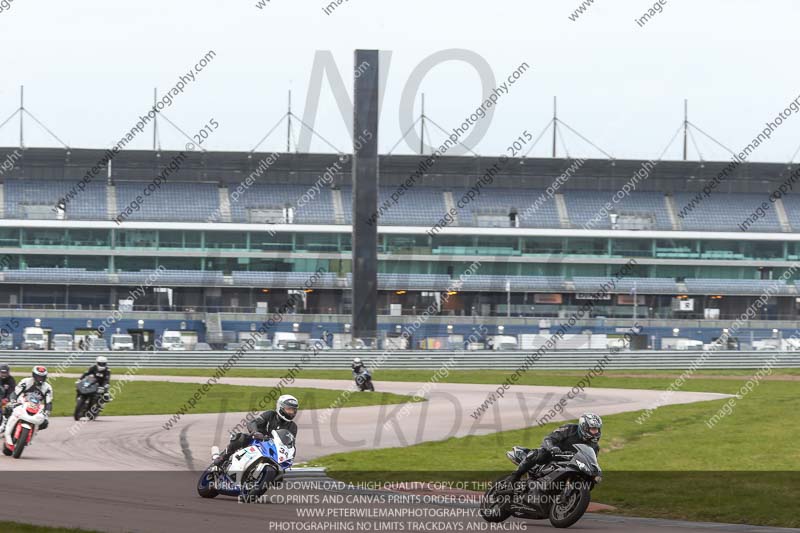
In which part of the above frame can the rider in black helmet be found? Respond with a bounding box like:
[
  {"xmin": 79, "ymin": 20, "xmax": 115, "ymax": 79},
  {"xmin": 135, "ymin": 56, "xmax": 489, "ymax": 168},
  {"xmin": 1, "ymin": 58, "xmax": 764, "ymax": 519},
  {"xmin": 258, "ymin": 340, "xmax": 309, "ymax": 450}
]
[
  {"xmin": 0, "ymin": 364, "xmax": 16, "ymax": 427},
  {"xmin": 507, "ymin": 413, "xmax": 602, "ymax": 483}
]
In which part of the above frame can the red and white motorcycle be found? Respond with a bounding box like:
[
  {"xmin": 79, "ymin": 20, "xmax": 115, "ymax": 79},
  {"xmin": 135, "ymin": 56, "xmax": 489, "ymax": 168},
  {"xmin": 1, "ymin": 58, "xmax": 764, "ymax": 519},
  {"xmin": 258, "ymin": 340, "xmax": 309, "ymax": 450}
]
[{"xmin": 3, "ymin": 393, "xmax": 47, "ymax": 459}]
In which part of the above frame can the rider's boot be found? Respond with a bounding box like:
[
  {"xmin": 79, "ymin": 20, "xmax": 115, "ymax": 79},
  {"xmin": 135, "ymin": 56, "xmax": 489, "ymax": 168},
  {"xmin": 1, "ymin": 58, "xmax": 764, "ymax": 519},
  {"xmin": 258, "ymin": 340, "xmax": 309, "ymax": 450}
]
[{"xmin": 212, "ymin": 444, "xmax": 235, "ymax": 467}]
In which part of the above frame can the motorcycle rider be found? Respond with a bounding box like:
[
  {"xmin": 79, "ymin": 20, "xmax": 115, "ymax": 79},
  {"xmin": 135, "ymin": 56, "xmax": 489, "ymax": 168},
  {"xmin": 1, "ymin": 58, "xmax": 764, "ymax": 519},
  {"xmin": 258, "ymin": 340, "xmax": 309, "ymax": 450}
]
[
  {"xmin": 0, "ymin": 364, "xmax": 16, "ymax": 427},
  {"xmin": 78, "ymin": 356, "xmax": 112, "ymax": 404},
  {"xmin": 212, "ymin": 394, "xmax": 299, "ymax": 467},
  {"xmin": 507, "ymin": 413, "xmax": 603, "ymax": 484},
  {"xmin": 352, "ymin": 357, "xmax": 365, "ymax": 374},
  {"xmin": 1, "ymin": 366, "xmax": 53, "ymax": 432}
]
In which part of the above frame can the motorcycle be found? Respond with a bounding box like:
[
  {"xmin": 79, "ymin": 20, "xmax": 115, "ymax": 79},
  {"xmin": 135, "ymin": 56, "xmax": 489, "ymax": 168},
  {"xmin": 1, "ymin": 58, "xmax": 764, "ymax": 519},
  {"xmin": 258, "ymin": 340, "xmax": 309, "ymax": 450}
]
[
  {"xmin": 354, "ymin": 368, "xmax": 375, "ymax": 391},
  {"xmin": 479, "ymin": 444, "xmax": 602, "ymax": 529},
  {"xmin": 74, "ymin": 375, "xmax": 102, "ymax": 421},
  {"xmin": 3, "ymin": 392, "xmax": 47, "ymax": 459},
  {"xmin": 197, "ymin": 429, "xmax": 296, "ymax": 502}
]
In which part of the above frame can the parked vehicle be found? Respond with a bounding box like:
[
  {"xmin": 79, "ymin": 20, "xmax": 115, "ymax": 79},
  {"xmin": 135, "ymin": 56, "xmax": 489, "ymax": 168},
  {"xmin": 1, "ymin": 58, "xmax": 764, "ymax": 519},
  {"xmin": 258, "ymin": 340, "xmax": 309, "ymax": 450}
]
[
  {"xmin": 111, "ymin": 333, "xmax": 135, "ymax": 351},
  {"xmin": 306, "ymin": 339, "xmax": 330, "ymax": 352},
  {"xmin": 490, "ymin": 335, "xmax": 519, "ymax": 351},
  {"xmin": 22, "ymin": 327, "xmax": 47, "ymax": 350},
  {"xmin": 161, "ymin": 331, "xmax": 185, "ymax": 351},
  {"xmin": 52, "ymin": 334, "xmax": 73, "ymax": 351},
  {"xmin": 254, "ymin": 339, "xmax": 272, "ymax": 351},
  {"xmin": 273, "ymin": 332, "xmax": 309, "ymax": 350},
  {"xmin": 195, "ymin": 343, "xmax": 213, "ymax": 351},
  {"xmin": 674, "ymin": 339, "xmax": 704, "ymax": 350},
  {"xmin": 84, "ymin": 335, "xmax": 108, "ymax": 351}
]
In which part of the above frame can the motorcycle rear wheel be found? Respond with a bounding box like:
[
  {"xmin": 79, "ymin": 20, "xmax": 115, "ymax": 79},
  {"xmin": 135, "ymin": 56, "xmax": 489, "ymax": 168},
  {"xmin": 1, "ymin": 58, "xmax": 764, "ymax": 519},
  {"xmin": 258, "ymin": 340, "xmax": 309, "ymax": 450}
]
[
  {"xmin": 12, "ymin": 427, "xmax": 30, "ymax": 459},
  {"xmin": 548, "ymin": 483, "xmax": 591, "ymax": 528}
]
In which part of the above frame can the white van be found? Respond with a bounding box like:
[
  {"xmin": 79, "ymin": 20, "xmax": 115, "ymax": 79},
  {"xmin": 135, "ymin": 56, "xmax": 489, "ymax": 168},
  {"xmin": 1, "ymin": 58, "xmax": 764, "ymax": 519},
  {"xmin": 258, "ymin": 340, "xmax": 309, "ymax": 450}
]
[
  {"xmin": 22, "ymin": 327, "xmax": 47, "ymax": 350},
  {"xmin": 52, "ymin": 334, "xmax": 73, "ymax": 351},
  {"xmin": 84, "ymin": 335, "xmax": 108, "ymax": 351},
  {"xmin": 111, "ymin": 333, "xmax": 135, "ymax": 351},
  {"xmin": 161, "ymin": 331, "xmax": 185, "ymax": 351}
]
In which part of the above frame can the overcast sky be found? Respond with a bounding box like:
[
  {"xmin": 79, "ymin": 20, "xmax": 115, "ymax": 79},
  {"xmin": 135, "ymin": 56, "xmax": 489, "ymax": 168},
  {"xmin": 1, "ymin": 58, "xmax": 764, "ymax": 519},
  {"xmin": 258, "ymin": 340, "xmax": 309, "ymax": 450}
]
[{"xmin": 0, "ymin": 0, "xmax": 798, "ymax": 163}]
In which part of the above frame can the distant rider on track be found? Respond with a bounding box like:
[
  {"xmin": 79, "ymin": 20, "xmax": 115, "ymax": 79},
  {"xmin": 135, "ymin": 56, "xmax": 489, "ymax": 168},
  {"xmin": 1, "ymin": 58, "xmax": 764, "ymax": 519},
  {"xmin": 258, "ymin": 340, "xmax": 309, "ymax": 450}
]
[{"xmin": 78, "ymin": 356, "xmax": 112, "ymax": 409}]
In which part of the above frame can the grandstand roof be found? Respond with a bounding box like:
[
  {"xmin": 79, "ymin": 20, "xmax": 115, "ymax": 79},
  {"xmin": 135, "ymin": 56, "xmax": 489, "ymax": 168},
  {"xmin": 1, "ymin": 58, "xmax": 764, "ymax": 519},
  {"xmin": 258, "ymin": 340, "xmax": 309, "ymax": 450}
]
[{"xmin": 0, "ymin": 147, "xmax": 795, "ymax": 193}]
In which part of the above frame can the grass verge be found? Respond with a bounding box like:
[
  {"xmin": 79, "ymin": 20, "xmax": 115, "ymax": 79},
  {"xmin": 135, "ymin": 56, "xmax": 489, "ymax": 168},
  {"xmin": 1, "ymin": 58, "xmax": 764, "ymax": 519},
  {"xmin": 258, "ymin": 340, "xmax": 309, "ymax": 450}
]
[
  {"xmin": 17, "ymin": 366, "xmax": 800, "ymax": 387},
  {"xmin": 44, "ymin": 377, "xmax": 418, "ymax": 417},
  {"xmin": 0, "ymin": 523, "xmax": 99, "ymax": 533}
]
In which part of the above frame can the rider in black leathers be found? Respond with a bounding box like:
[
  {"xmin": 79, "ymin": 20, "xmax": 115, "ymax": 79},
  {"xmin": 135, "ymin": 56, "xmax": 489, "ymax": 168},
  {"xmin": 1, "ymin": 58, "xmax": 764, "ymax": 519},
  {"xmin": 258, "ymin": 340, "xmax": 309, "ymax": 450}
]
[
  {"xmin": 77, "ymin": 356, "xmax": 112, "ymax": 413},
  {"xmin": 0, "ymin": 365, "xmax": 15, "ymax": 402},
  {"xmin": 0, "ymin": 364, "xmax": 16, "ymax": 427},
  {"xmin": 508, "ymin": 413, "xmax": 602, "ymax": 483},
  {"xmin": 213, "ymin": 395, "xmax": 298, "ymax": 467}
]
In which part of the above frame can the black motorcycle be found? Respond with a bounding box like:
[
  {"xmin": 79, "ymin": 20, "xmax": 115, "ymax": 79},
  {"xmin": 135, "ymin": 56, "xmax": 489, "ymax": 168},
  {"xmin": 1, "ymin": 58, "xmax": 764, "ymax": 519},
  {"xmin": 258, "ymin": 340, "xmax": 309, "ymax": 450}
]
[
  {"xmin": 74, "ymin": 375, "xmax": 102, "ymax": 421},
  {"xmin": 354, "ymin": 368, "xmax": 375, "ymax": 391},
  {"xmin": 479, "ymin": 444, "xmax": 602, "ymax": 528}
]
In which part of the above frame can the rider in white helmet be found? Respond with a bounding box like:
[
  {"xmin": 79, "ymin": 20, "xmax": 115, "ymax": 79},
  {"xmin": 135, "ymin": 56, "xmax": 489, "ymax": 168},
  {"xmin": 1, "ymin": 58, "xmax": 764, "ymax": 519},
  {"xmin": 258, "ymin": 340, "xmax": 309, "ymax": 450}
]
[
  {"xmin": 78, "ymin": 355, "xmax": 112, "ymax": 406},
  {"xmin": 1, "ymin": 366, "xmax": 53, "ymax": 432},
  {"xmin": 213, "ymin": 394, "xmax": 299, "ymax": 467}
]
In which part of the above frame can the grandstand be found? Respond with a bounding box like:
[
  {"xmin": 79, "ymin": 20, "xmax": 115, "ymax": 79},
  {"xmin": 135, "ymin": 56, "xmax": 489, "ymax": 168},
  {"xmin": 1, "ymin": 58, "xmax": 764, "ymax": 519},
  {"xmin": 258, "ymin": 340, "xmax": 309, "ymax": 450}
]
[{"xmin": 0, "ymin": 146, "xmax": 797, "ymax": 348}]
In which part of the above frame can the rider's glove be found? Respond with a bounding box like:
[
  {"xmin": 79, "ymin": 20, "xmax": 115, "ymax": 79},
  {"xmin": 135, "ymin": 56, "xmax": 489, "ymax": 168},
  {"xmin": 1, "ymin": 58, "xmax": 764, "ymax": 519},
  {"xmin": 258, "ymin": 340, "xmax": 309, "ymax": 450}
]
[
  {"xmin": 251, "ymin": 432, "xmax": 266, "ymax": 440},
  {"xmin": 547, "ymin": 446, "xmax": 562, "ymax": 455}
]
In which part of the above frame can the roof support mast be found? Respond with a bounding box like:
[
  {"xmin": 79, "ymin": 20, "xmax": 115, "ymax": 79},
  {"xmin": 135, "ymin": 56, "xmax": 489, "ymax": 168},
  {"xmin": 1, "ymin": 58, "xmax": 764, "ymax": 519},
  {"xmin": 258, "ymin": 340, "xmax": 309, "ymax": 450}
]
[
  {"xmin": 683, "ymin": 99, "xmax": 688, "ymax": 161},
  {"xmin": 153, "ymin": 88, "xmax": 158, "ymax": 151},
  {"xmin": 19, "ymin": 86, "xmax": 24, "ymax": 149},
  {"xmin": 552, "ymin": 96, "xmax": 557, "ymax": 158},
  {"xmin": 287, "ymin": 90, "xmax": 292, "ymax": 152},
  {"xmin": 420, "ymin": 93, "xmax": 425, "ymax": 155}
]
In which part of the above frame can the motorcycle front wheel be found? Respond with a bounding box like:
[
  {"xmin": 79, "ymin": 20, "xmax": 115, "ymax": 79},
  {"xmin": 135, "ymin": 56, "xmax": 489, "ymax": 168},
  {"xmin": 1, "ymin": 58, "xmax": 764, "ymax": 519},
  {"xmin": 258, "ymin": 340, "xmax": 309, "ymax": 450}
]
[
  {"xmin": 478, "ymin": 476, "xmax": 513, "ymax": 523},
  {"xmin": 12, "ymin": 427, "xmax": 30, "ymax": 459},
  {"xmin": 548, "ymin": 481, "xmax": 591, "ymax": 528},
  {"xmin": 240, "ymin": 463, "xmax": 279, "ymax": 502},
  {"xmin": 197, "ymin": 468, "xmax": 219, "ymax": 498},
  {"xmin": 86, "ymin": 397, "xmax": 102, "ymax": 420},
  {"xmin": 74, "ymin": 397, "xmax": 87, "ymax": 421}
]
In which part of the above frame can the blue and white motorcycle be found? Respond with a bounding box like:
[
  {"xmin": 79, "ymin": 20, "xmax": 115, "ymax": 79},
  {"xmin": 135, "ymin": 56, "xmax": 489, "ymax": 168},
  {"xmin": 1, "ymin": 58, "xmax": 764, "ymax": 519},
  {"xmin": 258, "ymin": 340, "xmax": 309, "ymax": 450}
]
[{"xmin": 197, "ymin": 429, "xmax": 296, "ymax": 501}]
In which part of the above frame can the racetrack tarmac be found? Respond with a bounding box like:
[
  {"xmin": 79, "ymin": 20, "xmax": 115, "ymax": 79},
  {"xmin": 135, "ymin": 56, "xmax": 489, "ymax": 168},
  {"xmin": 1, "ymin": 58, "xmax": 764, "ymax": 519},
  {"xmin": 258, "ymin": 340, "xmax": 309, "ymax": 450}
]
[
  {"xmin": 0, "ymin": 376, "xmax": 731, "ymax": 471},
  {"xmin": 1, "ymin": 376, "xmax": 773, "ymax": 532},
  {"xmin": 0, "ymin": 472, "xmax": 795, "ymax": 533}
]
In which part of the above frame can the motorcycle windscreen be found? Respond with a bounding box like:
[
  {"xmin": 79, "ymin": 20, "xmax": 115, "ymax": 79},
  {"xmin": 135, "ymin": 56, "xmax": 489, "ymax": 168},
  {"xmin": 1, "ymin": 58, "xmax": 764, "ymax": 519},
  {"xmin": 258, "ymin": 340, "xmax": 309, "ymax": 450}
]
[
  {"xmin": 571, "ymin": 444, "xmax": 601, "ymax": 474},
  {"xmin": 274, "ymin": 429, "xmax": 295, "ymax": 448}
]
